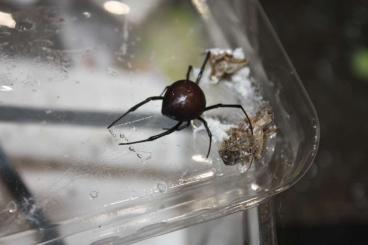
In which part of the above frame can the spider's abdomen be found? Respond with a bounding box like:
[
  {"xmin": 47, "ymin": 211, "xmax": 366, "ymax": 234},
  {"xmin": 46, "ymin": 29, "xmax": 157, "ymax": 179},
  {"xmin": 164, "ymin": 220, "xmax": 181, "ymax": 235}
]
[{"xmin": 162, "ymin": 80, "xmax": 206, "ymax": 121}]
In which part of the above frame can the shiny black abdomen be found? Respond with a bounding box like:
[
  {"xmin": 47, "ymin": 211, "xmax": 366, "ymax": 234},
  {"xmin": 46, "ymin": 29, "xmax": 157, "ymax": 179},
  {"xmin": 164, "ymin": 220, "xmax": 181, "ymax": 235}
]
[{"xmin": 161, "ymin": 80, "xmax": 206, "ymax": 121}]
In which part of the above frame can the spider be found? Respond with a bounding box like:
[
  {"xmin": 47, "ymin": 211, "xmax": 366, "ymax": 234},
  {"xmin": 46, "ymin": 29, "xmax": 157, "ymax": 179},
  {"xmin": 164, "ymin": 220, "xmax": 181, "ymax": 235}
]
[{"xmin": 107, "ymin": 51, "xmax": 253, "ymax": 158}]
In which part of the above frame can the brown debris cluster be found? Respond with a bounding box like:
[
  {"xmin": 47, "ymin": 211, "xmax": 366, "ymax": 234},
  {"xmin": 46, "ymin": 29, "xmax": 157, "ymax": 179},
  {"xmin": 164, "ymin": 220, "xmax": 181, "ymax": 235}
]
[
  {"xmin": 219, "ymin": 106, "xmax": 277, "ymax": 166},
  {"xmin": 209, "ymin": 51, "xmax": 249, "ymax": 81}
]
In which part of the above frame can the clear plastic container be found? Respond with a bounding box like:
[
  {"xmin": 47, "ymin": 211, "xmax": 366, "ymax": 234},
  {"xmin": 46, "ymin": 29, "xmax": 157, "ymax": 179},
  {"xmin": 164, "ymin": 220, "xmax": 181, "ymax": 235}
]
[{"xmin": 0, "ymin": 0, "xmax": 319, "ymax": 244}]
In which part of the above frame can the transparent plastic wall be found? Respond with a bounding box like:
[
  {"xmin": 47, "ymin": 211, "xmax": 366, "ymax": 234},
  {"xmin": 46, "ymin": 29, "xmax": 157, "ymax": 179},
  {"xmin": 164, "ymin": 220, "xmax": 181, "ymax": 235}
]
[{"xmin": 0, "ymin": 0, "xmax": 319, "ymax": 244}]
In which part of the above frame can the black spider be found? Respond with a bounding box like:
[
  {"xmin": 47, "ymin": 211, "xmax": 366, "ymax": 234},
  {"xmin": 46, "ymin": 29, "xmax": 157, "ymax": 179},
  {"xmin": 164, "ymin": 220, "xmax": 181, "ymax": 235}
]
[{"xmin": 107, "ymin": 52, "xmax": 253, "ymax": 158}]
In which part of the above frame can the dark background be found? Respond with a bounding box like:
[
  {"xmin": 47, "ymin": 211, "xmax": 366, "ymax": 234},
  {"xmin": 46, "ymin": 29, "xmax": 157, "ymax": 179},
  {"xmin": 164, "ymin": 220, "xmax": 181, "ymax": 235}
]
[{"xmin": 260, "ymin": 0, "xmax": 368, "ymax": 244}]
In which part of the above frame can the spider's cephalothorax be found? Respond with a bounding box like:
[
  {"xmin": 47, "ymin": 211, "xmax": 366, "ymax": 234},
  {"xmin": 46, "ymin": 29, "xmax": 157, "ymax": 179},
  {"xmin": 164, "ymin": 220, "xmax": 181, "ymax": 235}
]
[
  {"xmin": 162, "ymin": 80, "xmax": 206, "ymax": 121},
  {"xmin": 108, "ymin": 51, "xmax": 253, "ymax": 159}
]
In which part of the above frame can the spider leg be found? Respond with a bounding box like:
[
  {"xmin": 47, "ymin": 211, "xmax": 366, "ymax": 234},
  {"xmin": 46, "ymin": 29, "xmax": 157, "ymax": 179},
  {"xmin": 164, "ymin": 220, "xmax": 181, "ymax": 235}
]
[
  {"xmin": 119, "ymin": 121, "xmax": 182, "ymax": 145},
  {"xmin": 195, "ymin": 51, "xmax": 211, "ymax": 84},
  {"xmin": 198, "ymin": 117, "xmax": 212, "ymax": 158},
  {"xmin": 160, "ymin": 86, "xmax": 170, "ymax": 96},
  {"xmin": 204, "ymin": 104, "xmax": 253, "ymax": 134},
  {"xmin": 107, "ymin": 96, "xmax": 164, "ymax": 129},
  {"xmin": 161, "ymin": 64, "xmax": 194, "ymax": 97},
  {"xmin": 186, "ymin": 65, "xmax": 193, "ymax": 81}
]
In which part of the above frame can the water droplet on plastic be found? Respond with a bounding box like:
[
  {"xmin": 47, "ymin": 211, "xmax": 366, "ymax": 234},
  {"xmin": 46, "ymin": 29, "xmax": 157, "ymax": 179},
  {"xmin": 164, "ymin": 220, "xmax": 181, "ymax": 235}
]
[
  {"xmin": 119, "ymin": 133, "xmax": 129, "ymax": 142},
  {"xmin": 128, "ymin": 146, "xmax": 135, "ymax": 152},
  {"xmin": 7, "ymin": 201, "xmax": 17, "ymax": 213},
  {"xmin": 157, "ymin": 182, "xmax": 168, "ymax": 193},
  {"xmin": 0, "ymin": 85, "xmax": 13, "ymax": 92},
  {"xmin": 83, "ymin": 12, "xmax": 91, "ymax": 18},
  {"xmin": 136, "ymin": 151, "xmax": 152, "ymax": 161},
  {"xmin": 89, "ymin": 191, "xmax": 99, "ymax": 199}
]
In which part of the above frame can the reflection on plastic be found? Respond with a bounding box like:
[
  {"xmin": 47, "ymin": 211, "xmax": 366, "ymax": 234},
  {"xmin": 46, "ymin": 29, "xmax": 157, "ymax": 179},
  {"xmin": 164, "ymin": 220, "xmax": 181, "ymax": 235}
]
[
  {"xmin": 0, "ymin": 11, "xmax": 16, "ymax": 28},
  {"xmin": 104, "ymin": 1, "xmax": 130, "ymax": 15}
]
